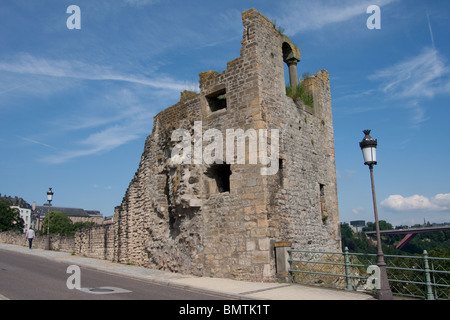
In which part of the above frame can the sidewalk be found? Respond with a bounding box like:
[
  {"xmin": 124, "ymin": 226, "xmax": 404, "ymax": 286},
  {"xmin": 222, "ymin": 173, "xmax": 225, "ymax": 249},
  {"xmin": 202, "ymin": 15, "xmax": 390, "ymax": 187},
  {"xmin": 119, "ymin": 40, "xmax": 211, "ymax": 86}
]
[{"xmin": 0, "ymin": 243, "xmax": 374, "ymax": 300}]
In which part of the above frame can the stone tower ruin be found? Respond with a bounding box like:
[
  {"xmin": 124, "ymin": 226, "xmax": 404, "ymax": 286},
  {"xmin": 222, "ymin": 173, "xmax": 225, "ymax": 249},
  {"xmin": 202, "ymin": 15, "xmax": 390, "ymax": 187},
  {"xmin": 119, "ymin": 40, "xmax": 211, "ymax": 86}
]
[{"xmin": 114, "ymin": 8, "xmax": 341, "ymax": 281}]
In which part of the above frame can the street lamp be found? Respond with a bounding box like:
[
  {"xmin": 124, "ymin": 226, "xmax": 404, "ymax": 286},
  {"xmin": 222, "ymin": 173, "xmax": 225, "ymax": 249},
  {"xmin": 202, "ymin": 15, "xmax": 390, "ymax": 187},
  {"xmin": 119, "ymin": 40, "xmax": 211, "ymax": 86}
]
[
  {"xmin": 359, "ymin": 130, "xmax": 393, "ymax": 300},
  {"xmin": 45, "ymin": 188, "xmax": 54, "ymax": 250}
]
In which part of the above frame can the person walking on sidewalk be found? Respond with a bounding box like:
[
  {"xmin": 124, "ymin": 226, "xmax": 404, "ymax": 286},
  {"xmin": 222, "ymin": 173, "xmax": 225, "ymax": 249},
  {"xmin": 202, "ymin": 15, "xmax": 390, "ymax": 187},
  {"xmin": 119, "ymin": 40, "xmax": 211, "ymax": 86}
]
[{"xmin": 25, "ymin": 228, "xmax": 35, "ymax": 249}]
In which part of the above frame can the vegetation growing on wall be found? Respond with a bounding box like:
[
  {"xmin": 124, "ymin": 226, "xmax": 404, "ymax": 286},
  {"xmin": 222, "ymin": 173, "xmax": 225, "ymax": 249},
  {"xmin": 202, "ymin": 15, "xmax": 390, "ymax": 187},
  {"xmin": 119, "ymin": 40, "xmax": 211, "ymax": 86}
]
[{"xmin": 286, "ymin": 84, "xmax": 314, "ymax": 109}]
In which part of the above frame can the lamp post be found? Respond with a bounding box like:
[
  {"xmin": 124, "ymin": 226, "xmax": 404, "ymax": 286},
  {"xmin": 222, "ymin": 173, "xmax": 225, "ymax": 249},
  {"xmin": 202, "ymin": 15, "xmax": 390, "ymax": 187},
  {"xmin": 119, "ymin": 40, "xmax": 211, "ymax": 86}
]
[
  {"xmin": 45, "ymin": 188, "xmax": 53, "ymax": 250},
  {"xmin": 359, "ymin": 130, "xmax": 393, "ymax": 300}
]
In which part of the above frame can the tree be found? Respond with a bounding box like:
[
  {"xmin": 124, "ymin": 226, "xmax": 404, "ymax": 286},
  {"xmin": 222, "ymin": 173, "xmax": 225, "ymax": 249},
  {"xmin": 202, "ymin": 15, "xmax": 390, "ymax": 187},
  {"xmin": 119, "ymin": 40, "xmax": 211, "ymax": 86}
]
[
  {"xmin": 41, "ymin": 211, "xmax": 73, "ymax": 236},
  {"xmin": 340, "ymin": 223, "xmax": 356, "ymax": 251},
  {"xmin": 341, "ymin": 222, "xmax": 372, "ymax": 252},
  {"xmin": 364, "ymin": 220, "xmax": 393, "ymax": 232},
  {"xmin": 0, "ymin": 199, "xmax": 24, "ymax": 232}
]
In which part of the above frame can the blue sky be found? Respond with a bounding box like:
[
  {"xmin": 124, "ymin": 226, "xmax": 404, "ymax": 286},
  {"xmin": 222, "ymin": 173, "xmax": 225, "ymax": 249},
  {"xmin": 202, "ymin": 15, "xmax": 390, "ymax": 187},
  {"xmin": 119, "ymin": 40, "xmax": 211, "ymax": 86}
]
[{"xmin": 1, "ymin": 0, "xmax": 449, "ymax": 227}]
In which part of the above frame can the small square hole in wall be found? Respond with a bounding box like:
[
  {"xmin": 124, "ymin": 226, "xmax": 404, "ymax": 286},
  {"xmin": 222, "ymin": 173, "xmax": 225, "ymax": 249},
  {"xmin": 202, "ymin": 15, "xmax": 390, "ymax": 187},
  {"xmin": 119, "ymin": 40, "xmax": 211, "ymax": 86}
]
[
  {"xmin": 206, "ymin": 89, "xmax": 227, "ymax": 112},
  {"xmin": 206, "ymin": 163, "xmax": 231, "ymax": 193}
]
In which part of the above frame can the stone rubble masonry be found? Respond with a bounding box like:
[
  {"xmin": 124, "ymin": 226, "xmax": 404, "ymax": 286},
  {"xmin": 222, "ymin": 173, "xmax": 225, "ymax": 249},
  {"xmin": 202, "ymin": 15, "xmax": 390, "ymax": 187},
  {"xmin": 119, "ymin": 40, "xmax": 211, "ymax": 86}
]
[
  {"xmin": 0, "ymin": 225, "xmax": 114, "ymax": 260},
  {"xmin": 0, "ymin": 9, "xmax": 341, "ymax": 282},
  {"xmin": 113, "ymin": 8, "xmax": 341, "ymax": 281}
]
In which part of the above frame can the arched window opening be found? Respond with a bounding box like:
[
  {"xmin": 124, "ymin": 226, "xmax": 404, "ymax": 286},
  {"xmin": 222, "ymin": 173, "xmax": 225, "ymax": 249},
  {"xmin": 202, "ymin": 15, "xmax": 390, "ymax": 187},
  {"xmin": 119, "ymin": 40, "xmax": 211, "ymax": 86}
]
[{"xmin": 281, "ymin": 40, "xmax": 301, "ymax": 89}]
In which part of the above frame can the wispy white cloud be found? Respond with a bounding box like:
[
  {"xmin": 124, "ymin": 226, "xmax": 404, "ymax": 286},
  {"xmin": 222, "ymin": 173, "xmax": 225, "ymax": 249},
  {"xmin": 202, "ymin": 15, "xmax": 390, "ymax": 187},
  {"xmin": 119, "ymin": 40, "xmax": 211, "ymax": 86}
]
[
  {"xmin": 364, "ymin": 47, "xmax": 450, "ymax": 127},
  {"xmin": 123, "ymin": 0, "xmax": 160, "ymax": 7},
  {"xmin": 381, "ymin": 193, "xmax": 450, "ymax": 212},
  {"xmin": 42, "ymin": 118, "xmax": 150, "ymax": 164},
  {"xmin": 427, "ymin": 13, "xmax": 435, "ymax": 48},
  {"xmin": 62, "ymin": 99, "xmax": 153, "ymax": 132},
  {"xmin": 0, "ymin": 83, "xmax": 31, "ymax": 96},
  {"xmin": 36, "ymin": 86, "xmax": 156, "ymax": 164},
  {"xmin": 337, "ymin": 169, "xmax": 356, "ymax": 180},
  {"xmin": 279, "ymin": 0, "xmax": 398, "ymax": 35},
  {"xmin": 405, "ymin": 101, "xmax": 429, "ymax": 127},
  {"xmin": 0, "ymin": 53, "xmax": 197, "ymax": 92},
  {"xmin": 370, "ymin": 47, "xmax": 450, "ymax": 99},
  {"xmin": 46, "ymin": 126, "xmax": 141, "ymax": 164},
  {"xmin": 352, "ymin": 207, "xmax": 366, "ymax": 215},
  {"xmin": 18, "ymin": 136, "xmax": 57, "ymax": 150}
]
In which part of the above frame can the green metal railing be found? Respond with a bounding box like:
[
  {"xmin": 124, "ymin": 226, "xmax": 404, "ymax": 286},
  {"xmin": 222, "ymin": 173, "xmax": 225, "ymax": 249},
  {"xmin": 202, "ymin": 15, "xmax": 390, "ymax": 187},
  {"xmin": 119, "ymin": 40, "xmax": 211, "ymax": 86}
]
[{"xmin": 288, "ymin": 248, "xmax": 450, "ymax": 300}]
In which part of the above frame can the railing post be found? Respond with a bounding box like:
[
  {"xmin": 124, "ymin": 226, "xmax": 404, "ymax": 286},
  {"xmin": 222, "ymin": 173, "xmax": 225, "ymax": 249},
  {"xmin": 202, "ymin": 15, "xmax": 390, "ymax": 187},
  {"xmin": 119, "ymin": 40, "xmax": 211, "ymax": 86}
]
[
  {"xmin": 274, "ymin": 241, "xmax": 292, "ymax": 283},
  {"xmin": 423, "ymin": 250, "xmax": 435, "ymax": 300},
  {"xmin": 344, "ymin": 247, "xmax": 353, "ymax": 291},
  {"xmin": 288, "ymin": 248, "xmax": 293, "ymax": 283}
]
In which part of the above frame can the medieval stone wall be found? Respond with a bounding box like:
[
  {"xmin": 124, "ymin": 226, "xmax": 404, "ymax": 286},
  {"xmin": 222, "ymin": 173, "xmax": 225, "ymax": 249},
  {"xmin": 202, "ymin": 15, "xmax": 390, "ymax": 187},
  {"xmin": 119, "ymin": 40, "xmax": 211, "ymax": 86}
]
[
  {"xmin": 112, "ymin": 8, "xmax": 341, "ymax": 281},
  {"xmin": 0, "ymin": 224, "xmax": 115, "ymax": 260}
]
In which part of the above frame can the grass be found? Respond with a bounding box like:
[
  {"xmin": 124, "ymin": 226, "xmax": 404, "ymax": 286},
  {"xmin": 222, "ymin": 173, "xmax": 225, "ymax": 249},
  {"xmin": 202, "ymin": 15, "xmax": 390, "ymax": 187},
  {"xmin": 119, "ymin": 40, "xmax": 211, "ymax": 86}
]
[
  {"xmin": 271, "ymin": 19, "xmax": 285, "ymax": 34},
  {"xmin": 286, "ymin": 84, "xmax": 314, "ymax": 109}
]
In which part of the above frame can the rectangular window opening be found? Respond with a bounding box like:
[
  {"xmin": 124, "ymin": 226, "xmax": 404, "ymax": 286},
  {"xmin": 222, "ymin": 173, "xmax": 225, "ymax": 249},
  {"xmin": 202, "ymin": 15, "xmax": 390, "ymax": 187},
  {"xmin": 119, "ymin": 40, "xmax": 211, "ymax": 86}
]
[
  {"xmin": 206, "ymin": 163, "xmax": 231, "ymax": 193},
  {"xmin": 319, "ymin": 183, "xmax": 325, "ymax": 197},
  {"xmin": 319, "ymin": 183, "xmax": 328, "ymax": 223},
  {"xmin": 278, "ymin": 158, "xmax": 284, "ymax": 187},
  {"xmin": 206, "ymin": 88, "xmax": 227, "ymax": 112}
]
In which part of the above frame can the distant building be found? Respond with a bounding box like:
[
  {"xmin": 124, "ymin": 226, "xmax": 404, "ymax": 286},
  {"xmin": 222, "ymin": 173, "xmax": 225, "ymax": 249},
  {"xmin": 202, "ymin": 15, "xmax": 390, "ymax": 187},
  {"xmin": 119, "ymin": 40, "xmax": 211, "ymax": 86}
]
[
  {"xmin": 350, "ymin": 220, "xmax": 366, "ymax": 233},
  {"xmin": 34, "ymin": 205, "xmax": 104, "ymax": 226},
  {"xmin": 1, "ymin": 194, "xmax": 105, "ymax": 232},
  {"xmin": 102, "ymin": 215, "xmax": 115, "ymax": 225},
  {"xmin": 1, "ymin": 195, "xmax": 34, "ymax": 232}
]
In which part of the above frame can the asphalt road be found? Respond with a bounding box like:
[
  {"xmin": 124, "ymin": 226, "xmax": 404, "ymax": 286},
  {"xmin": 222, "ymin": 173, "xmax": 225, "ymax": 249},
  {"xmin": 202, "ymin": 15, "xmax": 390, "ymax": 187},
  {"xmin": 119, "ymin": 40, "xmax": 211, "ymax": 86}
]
[{"xmin": 0, "ymin": 249, "xmax": 225, "ymax": 300}]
